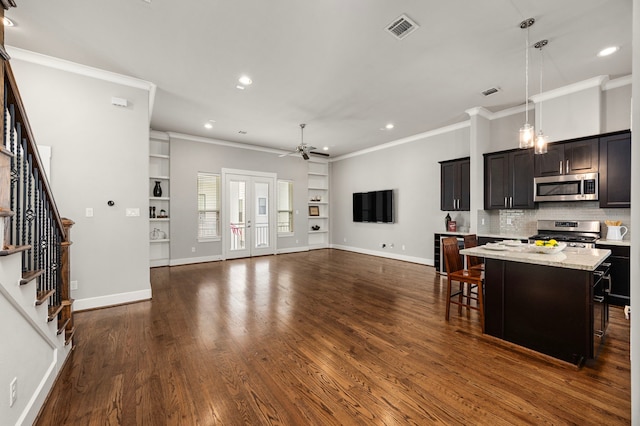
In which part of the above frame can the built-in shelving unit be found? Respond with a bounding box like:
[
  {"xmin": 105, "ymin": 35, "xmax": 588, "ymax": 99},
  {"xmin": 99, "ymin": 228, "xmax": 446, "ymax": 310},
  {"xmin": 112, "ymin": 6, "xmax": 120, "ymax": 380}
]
[
  {"xmin": 149, "ymin": 131, "xmax": 170, "ymax": 267},
  {"xmin": 308, "ymin": 160, "xmax": 329, "ymax": 249}
]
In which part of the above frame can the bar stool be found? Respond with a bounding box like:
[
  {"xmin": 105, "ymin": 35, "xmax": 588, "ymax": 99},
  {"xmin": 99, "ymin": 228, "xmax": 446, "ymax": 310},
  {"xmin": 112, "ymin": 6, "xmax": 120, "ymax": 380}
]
[
  {"xmin": 463, "ymin": 234, "xmax": 484, "ymax": 271},
  {"xmin": 442, "ymin": 236, "xmax": 484, "ymax": 331}
]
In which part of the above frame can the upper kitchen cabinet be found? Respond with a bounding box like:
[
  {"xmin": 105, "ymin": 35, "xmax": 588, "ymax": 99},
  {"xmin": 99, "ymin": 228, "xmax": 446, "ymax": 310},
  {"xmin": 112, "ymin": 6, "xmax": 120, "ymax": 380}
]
[
  {"xmin": 599, "ymin": 130, "xmax": 631, "ymax": 208},
  {"xmin": 440, "ymin": 157, "xmax": 470, "ymax": 211},
  {"xmin": 534, "ymin": 138, "xmax": 599, "ymax": 177},
  {"xmin": 484, "ymin": 149, "xmax": 535, "ymax": 210}
]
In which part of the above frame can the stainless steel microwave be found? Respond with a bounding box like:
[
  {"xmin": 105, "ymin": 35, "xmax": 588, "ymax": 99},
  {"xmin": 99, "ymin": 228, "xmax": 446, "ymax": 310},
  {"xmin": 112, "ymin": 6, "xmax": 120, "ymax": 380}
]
[{"xmin": 533, "ymin": 172, "xmax": 598, "ymax": 202}]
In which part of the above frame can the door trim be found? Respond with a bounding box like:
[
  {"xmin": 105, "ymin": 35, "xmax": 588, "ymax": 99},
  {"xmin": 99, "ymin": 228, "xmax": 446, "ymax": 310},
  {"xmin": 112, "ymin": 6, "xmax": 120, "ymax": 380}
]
[{"xmin": 222, "ymin": 169, "xmax": 277, "ymax": 260}]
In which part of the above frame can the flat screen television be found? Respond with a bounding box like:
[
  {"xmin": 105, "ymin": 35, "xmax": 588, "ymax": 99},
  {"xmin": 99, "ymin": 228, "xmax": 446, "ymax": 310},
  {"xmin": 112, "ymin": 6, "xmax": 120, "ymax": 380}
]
[{"xmin": 353, "ymin": 190, "xmax": 394, "ymax": 223}]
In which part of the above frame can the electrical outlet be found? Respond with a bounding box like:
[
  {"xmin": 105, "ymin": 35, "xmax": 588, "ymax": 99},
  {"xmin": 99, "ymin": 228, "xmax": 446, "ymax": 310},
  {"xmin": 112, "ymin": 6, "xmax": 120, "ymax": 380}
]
[
  {"xmin": 482, "ymin": 218, "xmax": 485, "ymax": 225},
  {"xmin": 70, "ymin": 280, "xmax": 78, "ymax": 290},
  {"xmin": 191, "ymin": 247, "xmax": 196, "ymax": 253},
  {"xmin": 402, "ymin": 245, "xmax": 406, "ymax": 251},
  {"xmin": 506, "ymin": 218, "xmax": 512, "ymax": 225},
  {"xmin": 9, "ymin": 377, "xmax": 17, "ymax": 407},
  {"xmin": 381, "ymin": 243, "xmax": 386, "ymax": 248},
  {"xmin": 343, "ymin": 238, "xmax": 347, "ymax": 243},
  {"xmin": 389, "ymin": 243, "xmax": 394, "ymax": 248},
  {"xmin": 85, "ymin": 207, "xmax": 93, "ymax": 217}
]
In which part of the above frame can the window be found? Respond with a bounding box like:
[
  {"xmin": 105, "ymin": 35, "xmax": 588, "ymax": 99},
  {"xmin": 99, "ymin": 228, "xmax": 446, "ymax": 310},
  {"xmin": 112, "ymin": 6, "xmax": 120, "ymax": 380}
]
[
  {"xmin": 277, "ymin": 180, "xmax": 293, "ymax": 234},
  {"xmin": 198, "ymin": 173, "xmax": 220, "ymax": 240}
]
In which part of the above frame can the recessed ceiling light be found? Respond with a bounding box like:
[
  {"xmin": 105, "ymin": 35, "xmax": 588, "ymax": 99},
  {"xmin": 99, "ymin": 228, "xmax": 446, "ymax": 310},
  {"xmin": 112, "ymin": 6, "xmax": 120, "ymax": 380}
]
[
  {"xmin": 238, "ymin": 75, "xmax": 252, "ymax": 85},
  {"xmin": 236, "ymin": 85, "xmax": 245, "ymax": 90},
  {"xmin": 204, "ymin": 120, "xmax": 215, "ymax": 129},
  {"xmin": 3, "ymin": 17, "xmax": 14, "ymax": 27},
  {"xmin": 385, "ymin": 123, "xmax": 395, "ymax": 130},
  {"xmin": 323, "ymin": 147, "xmax": 329, "ymax": 151},
  {"xmin": 597, "ymin": 46, "xmax": 619, "ymax": 57}
]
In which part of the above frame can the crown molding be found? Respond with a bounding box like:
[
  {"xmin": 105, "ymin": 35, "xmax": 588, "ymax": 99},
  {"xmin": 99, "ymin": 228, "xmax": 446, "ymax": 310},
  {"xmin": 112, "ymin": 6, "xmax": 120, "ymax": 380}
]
[
  {"xmin": 464, "ymin": 107, "xmax": 493, "ymax": 119},
  {"xmin": 167, "ymin": 131, "xmax": 289, "ymax": 156},
  {"xmin": 530, "ymin": 75, "xmax": 609, "ymax": 103},
  {"xmin": 6, "ymin": 46, "xmax": 157, "ymax": 122},
  {"xmin": 331, "ymin": 121, "xmax": 470, "ymax": 162},
  {"xmin": 603, "ymin": 74, "xmax": 632, "ymax": 91}
]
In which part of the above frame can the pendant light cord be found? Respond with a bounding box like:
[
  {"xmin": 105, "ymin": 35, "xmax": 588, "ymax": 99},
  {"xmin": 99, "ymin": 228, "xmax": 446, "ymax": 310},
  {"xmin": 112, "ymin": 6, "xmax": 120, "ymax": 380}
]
[
  {"xmin": 525, "ymin": 24, "xmax": 530, "ymax": 124},
  {"xmin": 539, "ymin": 46, "xmax": 544, "ymax": 132}
]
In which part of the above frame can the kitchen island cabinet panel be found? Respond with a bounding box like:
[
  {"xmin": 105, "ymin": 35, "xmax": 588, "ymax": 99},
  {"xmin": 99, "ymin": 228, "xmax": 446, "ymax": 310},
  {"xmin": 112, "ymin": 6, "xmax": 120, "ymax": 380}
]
[{"xmin": 501, "ymin": 261, "xmax": 591, "ymax": 364}]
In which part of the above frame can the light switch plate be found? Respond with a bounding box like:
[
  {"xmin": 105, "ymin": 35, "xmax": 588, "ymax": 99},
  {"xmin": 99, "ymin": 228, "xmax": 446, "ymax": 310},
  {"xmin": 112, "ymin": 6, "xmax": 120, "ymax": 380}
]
[
  {"xmin": 126, "ymin": 208, "xmax": 140, "ymax": 217},
  {"xmin": 85, "ymin": 208, "xmax": 93, "ymax": 217}
]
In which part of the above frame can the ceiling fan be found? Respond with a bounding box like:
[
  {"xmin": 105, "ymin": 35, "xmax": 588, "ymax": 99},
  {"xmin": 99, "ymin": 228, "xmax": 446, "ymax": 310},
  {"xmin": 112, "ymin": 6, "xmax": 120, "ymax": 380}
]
[{"xmin": 279, "ymin": 124, "xmax": 327, "ymax": 160}]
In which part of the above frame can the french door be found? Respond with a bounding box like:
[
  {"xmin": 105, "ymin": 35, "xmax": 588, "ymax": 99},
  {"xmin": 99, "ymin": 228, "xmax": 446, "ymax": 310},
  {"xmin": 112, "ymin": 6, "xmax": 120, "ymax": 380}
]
[{"xmin": 222, "ymin": 170, "xmax": 276, "ymax": 259}]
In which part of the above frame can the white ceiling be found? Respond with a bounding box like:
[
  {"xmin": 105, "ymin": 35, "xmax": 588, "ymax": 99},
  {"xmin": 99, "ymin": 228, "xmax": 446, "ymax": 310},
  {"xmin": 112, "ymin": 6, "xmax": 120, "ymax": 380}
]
[{"xmin": 4, "ymin": 0, "xmax": 632, "ymax": 157}]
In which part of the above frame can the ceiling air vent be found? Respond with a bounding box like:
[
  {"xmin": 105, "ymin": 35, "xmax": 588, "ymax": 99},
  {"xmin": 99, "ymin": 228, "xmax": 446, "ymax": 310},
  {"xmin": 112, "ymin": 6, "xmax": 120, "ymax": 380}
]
[
  {"xmin": 481, "ymin": 87, "xmax": 500, "ymax": 97},
  {"xmin": 386, "ymin": 14, "xmax": 419, "ymax": 40}
]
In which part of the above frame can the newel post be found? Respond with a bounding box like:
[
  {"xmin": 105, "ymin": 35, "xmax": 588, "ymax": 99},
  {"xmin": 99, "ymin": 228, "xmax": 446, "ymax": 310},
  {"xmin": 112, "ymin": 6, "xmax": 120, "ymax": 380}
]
[{"xmin": 60, "ymin": 218, "xmax": 75, "ymax": 345}]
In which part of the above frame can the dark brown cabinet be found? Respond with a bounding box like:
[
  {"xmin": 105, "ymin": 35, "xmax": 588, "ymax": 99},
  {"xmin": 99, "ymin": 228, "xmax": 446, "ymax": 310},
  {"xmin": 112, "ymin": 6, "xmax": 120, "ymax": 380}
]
[
  {"xmin": 484, "ymin": 149, "xmax": 535, "ymax": 210},
  {"xmin": 440, "ymin": 157, "xmax": 470, "ymax": 211},
  {"xmin": 595, "ymin": 243, "xmax": 630, "ymax": 307},
  {"xmin": 534, "ymin": 138, "xmax": 599, "ymax": 177},
  {"xmin": 599, "ymin": 130, "xmax": 631, "ymax": 208}
]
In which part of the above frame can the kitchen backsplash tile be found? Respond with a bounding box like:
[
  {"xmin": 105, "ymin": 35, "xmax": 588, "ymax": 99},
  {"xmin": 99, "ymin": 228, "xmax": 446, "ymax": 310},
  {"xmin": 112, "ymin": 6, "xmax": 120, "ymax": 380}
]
[{"xmin": 484, "ymin": 202, "xmax": 631, "ymax": 240}]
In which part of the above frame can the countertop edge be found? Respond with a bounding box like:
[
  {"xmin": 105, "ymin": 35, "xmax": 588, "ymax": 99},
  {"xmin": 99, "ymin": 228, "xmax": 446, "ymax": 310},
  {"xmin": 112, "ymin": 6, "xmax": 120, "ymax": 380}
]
[{"xmin": 460, "ymin": 246, "xmax": 611, "ymax": 271}]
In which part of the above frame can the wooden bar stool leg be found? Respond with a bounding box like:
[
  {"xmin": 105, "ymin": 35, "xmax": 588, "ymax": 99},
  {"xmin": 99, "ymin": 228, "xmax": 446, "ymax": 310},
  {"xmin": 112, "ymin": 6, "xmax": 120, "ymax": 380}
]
[
  {"xmin": 477, "ymin": 281, "xmax": 485, "ymax": 332},
  {"xmin": 445, "ymin": 276, "xmax": 452, "ymax": 321},
  {"xmin": 457, "ymin": 282, "xmax": 464, "ymax": 315}
]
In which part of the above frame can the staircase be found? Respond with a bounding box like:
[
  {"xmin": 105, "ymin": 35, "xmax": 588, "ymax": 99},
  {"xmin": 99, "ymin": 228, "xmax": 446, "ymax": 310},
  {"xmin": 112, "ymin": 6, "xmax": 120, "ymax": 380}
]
[{"xmin": 1, "ymin": 4, "xmax": 76, "ymax": 423}]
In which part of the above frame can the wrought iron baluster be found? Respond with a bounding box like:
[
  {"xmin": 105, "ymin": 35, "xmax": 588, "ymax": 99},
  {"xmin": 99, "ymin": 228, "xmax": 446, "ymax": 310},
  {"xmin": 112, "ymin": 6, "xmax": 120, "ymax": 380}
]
[{"xmin": 26, "ymin": 153, "xmax": 35, "ymax": 271}]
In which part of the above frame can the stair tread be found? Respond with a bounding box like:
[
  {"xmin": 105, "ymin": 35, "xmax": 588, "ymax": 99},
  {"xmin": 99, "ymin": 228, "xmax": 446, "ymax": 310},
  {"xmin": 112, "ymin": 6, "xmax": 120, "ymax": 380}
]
[
  {"xmin": 0, "ymin": 209, "xmax": 14, "ymax": 217},
  {"xmin": 65, "ymin": 327, "xmax": 76, "ymax": 346},
  {"xmin": 61, "ymin": 299, "xmax": 74, "ymax": 306},
  {"xmin": 20, "ymin": 269, "xmax": 45, "ymax": 285},
  {"xmin": 36, "ymin": 289, "xmax": 55, "ymax": 305},
  {"xmin": 57, "ymin": 317, "xmax": 71, "ymax": 335},
  {"xmin": 48, "ymin": 304, "xmax": 63, "ymax": 321},
  {"xmin": 0, "ymin": 244, "xmax": 32, "ymax": 256}
]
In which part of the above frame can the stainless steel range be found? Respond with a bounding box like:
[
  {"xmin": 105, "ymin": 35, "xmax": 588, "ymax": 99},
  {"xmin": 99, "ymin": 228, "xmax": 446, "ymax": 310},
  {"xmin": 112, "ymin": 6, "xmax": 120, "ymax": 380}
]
[{"xmin": 529, "ymin": 220, "xmax": 601, "ymax": 248}]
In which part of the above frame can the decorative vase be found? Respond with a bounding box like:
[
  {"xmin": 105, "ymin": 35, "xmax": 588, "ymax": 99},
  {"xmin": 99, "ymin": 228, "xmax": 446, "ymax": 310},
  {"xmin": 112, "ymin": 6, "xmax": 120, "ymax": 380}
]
[{"xmin": 153, "ymin": 181, "xmax": 163, "ymax": 197}]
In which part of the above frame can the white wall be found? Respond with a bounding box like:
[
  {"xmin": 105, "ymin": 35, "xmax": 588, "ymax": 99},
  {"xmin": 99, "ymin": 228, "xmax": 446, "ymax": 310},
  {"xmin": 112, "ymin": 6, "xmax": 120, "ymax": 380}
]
[
  {"xmin": 330, "ymin": 125, "xmax": 470, "ymax": 263},
  {"xmin": 10, "ymin": 58, "xmax": 152, "ymax": 308},
  {"xmin": 604, "ymin": 83, "xmax": 633, "ymax": 132},
  {"xmin": 169, "ymin": 134, "xmax": 310, "ymax": 264},
  {"xmin": 630, "ymin": 0, "xmax": 639, "ymax": 421}
]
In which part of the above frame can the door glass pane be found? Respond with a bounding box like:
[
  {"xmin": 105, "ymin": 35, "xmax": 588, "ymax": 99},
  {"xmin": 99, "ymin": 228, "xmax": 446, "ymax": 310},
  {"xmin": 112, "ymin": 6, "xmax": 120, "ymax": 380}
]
[
  {"xmin": 229, "ymin": 180, "xmax": 246, "ymax": 251},
  {"xmin": 254, "ymin": 182, "xmax": 270, "ymax": 248}
]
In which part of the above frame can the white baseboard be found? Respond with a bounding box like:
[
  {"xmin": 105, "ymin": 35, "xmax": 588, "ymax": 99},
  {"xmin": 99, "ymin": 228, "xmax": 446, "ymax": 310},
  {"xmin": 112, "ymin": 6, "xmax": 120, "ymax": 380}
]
[
  {"xmin": 169, "ymin": 255, "xmax": 222, "ymax": 266},
  {"xmin": 19, "ymin": 350, "xmax": 59, "ymax": 426},
  {"xmin": 330, "ymin": 244, "xmax": 434, "ymax": 266},
  {"xmin": 74, "ymin": 288, "xmax": 152, "ymax": 311},
  {"xmin": 277, "ymin": 246, "xmax": 310, "ymax": 254}
]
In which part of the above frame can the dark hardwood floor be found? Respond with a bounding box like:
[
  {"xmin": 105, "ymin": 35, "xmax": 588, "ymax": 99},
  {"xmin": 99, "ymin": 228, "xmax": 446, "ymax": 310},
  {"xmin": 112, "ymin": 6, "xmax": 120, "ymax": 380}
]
[{"xmin": 35, "ymin": 249, "xmax": 630, "ymax": 425}]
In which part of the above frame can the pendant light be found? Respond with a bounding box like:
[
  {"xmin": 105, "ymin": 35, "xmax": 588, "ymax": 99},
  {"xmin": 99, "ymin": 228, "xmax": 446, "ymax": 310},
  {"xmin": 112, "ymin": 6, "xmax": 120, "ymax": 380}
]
[
  {"xmin": 519, "ymin": 18, "xmax": 535, "ymax": 149},
  {"xmin": 534, "ymin": 39, "xmax": 549, "ymax": 155}
]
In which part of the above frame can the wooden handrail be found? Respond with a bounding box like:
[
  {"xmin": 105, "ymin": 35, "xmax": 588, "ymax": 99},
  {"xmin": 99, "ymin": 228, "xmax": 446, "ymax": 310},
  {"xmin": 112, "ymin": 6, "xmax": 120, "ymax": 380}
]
[{"xmin": 3, "ymin": 62, "xmax": 66, "ymax": 241}]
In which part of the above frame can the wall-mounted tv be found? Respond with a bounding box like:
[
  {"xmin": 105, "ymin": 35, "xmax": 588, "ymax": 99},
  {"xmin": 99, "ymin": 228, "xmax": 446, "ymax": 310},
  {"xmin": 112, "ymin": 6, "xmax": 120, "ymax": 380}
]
[{"xmin": 353, "ymin": 190, "xmax": 394, "ymax": 223}]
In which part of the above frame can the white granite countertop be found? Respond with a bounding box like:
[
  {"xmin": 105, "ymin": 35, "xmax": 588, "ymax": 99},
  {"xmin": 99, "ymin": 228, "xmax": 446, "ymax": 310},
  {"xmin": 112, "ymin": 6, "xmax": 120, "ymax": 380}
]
[
  {"xmin": 461, "ymin": 244, "xmax": 611, "ymax": 271},
  {"xmin": 595, "ymin": 239, "xmax": 631, "ymax": 247}
]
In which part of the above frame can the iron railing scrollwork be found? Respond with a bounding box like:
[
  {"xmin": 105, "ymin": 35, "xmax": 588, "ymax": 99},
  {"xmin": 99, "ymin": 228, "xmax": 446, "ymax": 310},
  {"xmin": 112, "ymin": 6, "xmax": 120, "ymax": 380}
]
[{"xmin": 3, "ymin": 63, "xmax": 66, "ymax": 310}]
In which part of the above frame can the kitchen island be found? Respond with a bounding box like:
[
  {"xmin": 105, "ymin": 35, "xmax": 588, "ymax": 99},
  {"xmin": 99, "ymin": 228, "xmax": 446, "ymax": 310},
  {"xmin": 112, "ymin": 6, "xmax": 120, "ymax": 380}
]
[{"xmin": 460, "ymin": 244, "xmax": 611, "ymax": 365}]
